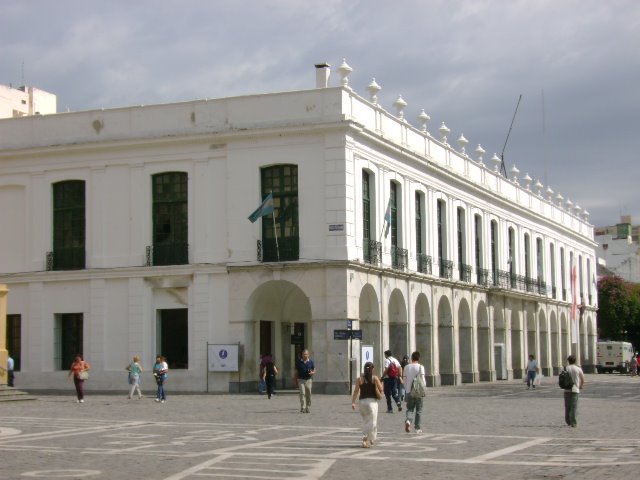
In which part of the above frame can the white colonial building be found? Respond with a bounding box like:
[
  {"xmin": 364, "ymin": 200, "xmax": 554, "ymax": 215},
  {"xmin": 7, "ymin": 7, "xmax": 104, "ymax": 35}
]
[{"xmin": 0, "ymin": 61, "xmax": 597, "ymax": 393}]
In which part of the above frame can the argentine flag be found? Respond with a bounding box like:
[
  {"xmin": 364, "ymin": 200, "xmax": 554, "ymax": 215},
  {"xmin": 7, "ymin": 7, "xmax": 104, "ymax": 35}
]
[{"xmin": 248, "ymin": 192, "xmax": 274, "ymax": 223}]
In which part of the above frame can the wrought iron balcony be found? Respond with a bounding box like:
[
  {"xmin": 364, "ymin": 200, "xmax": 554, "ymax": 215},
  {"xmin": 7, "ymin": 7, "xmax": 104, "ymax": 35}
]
[
  {"xmin": 364, "ymin": 240, "xmax": 382, "ymax": 266},
  {"xmin": 459, "ymin": 264, "xmax": 472, "ymax": 282},
  {"xmin": 257, "ymin": 237, "xmax": 299, "ymax": 262},
  {"xmin": 146, "ymin": 243, "xmax": 189, "ymax": 266},
  {"xmin": 46, "ymin": 248, "xmax": 85, "ymax": 271},
  {"xmin": 562, "ymin": 288, "xmax": 567, "ymax": 301},
  {"xmin": 477, "ymin": 268, "xmax": 489, "ymax": 286},
  {"xmin": 551, "ymin": 286, "xmax": 557, "ymax": 298},
  {"xmin": 525, "ymin": 276, "xmax": 537, "ymax": 293},
  {"xmin": 391, "ymin": 246, "xmax": 408, "ymax": 271},
  {"xmin": 537, "ymin": 279, "xmax": 547, "ymax": 296},
  {"xmin": 439, "ymin": 259, "xmax": 453, "ymax": 279},
  {"xmin": 417, "ymin": 253, "xmax": 432, "ymax": 275}
]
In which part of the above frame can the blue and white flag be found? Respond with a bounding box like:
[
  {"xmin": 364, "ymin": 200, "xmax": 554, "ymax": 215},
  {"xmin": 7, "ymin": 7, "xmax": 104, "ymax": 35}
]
[{"xmin": 248, "ymin": 192, "xmax": 274, "ymax": 223}]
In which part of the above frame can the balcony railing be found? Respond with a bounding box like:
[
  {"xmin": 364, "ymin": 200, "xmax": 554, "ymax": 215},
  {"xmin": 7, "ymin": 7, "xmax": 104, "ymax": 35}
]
[
  {"xmin": 562, "ymin": 288, "xmax": 567, "ymax": 301},
  {"xmin": 146, "ymin": 243, "xmax": 189, "ymax": 266},
  {"xmin": 551, "ymin": 285, "xmax": 557, "ymax": 298},
  {"xmin": 417, "ymin": 253, "xmax": 432, "ymax": 275},
  {"xmin": 391, "ymin": 246, "xmax": 408, "ymax": 271},
  {"xmin": 477, "ymin": 268, "xmax": 489, "ymax": 286},
  {"xmin": 364, "ymin": 240, "xmax": 382, "ymax": 266},
  {"xmin": 46, "ymin": 248, "xmax": 85, "ymax": 271},
  {"xmin": 439, "ymin": 259, "xmax": 453, "ymax": 279},
  {"xmin": 257, "ymin": 237, "xmax": 299, "ymax": 262},
  {"xmin": 459, "ymin": 264, "xmax": 472, "ymax": 282},
  {"xmin": 525, "ymin": 276, "xmax": 537, "ymax": 293}
]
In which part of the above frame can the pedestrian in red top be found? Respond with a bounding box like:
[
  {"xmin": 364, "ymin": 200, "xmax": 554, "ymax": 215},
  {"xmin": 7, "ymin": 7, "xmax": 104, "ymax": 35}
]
[{"xmin": 68, "ymin": 354, "xmax": 91, "ymax": 403}]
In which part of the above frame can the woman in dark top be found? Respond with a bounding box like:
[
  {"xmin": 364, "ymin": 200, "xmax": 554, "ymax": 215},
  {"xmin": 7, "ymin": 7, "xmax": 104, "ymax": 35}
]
[{"xmin": 351, "ymin": 361, "xmax": 383, "ymax": 448}]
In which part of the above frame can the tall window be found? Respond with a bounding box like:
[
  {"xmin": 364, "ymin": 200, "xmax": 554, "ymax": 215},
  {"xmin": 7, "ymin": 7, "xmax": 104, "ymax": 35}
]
[
  {"xmin": 508, "ymin": 228, "xmax": 516, "ymax": 276},
  {"xmin": 550, "ymin": 243, "xmax": 556, "ymax": 297},
  {"xmin": 363, "ymin": 171, "xmax": 371, "ymax": 248},
  {"xmin": 457, "ymin": 207, "xmax": 466, "ymax": 279},
  {"xmin": 587, "ymin": 258, "xmax": 592, "ymax": 304},
  {"xmin": 474, "ymin": 214, "xmax": 483, "ymax": 282},
  {"xmin": 437, "ymin": 199, "xmax": 446, "ymax": 263},
  {"xmin": 158, "ymin": 308, "xmax": 188, "ymax": 369},
  {"xmin": 54, "ymin": 313, "xmax": 83, "ymax": 370},
  {"xmin": 6, "ymin": 314, "xmax": 21, "ymax": 371},
  {"xmin": 579, "ymin": 254, "xmax": 584, "ymax": 302},
  {"xmin": 415, "ymin": 192, "xmax": 423, "ymax": 257},
  {"xmin": 152, "ymin": 172, "xmax": 188, "ymax": 265},
  {"xmin": 261, "ymin": 165, "xmax": 299, "ymax": 261},
  {"xmin": 491, "ymin": 220, "xmax": 498, "ymax": 284},
  {"xmin": 560, "ymin": 247, "xmax": 566, "ymax": 300},
  {"xmin": 390, "ymin": 182, "xmax": 399, "ymax": 249},
  {"xmin": 536, "ymin": 238, "xmax": 544, "ymax": 281},
  {"xmin": 52, "ymin": 180, "xmax": 85, "ymax": 270},
  {"xmin": 524, "ymin": 233, "xmax": 531, "ymax": 279}
]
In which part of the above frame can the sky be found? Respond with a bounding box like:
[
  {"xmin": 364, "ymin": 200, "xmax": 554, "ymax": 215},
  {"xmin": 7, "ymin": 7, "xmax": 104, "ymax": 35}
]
[{"xmin": 1, "ymin": 0, "xmax": 638, "ymax": 228}]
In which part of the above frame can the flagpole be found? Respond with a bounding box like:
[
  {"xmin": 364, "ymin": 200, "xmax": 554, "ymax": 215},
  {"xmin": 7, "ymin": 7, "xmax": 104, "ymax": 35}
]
[{"xmin": 271, "ymin": 191, "xmax": 280, "ymax": 262}]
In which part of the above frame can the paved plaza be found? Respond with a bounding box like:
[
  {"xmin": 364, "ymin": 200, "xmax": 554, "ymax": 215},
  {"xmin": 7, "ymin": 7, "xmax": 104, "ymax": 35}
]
[{"xmin": 1, "ymin": 373, "xmax": 639, "ymax": 479}]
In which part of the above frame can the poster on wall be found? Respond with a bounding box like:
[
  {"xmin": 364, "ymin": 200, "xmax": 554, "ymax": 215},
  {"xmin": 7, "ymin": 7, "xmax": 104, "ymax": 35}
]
[
  {"xmin": 207, "ymin": 344, "xmax": 239, "ymax": 372},
  {"xmin": 361, "ymin": 345, "xmax": 374, "ymax": 365}
]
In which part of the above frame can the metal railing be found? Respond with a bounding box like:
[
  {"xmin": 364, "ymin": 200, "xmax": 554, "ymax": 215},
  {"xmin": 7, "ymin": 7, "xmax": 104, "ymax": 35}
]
[
  {"xmin": 439, "ymin": 259, "xmax": 453, "ymax": 279},
  {"xmin": 417, "ymin": 253, "xmax": 432, "ymax": 275},
  {"xmin": 364, "ymin": 240, "xmax": 382, "ymax": 266},
  {"xmin": 391, "ymin": 246, "xmax": 408, "ymax": 271},
  {"xmin": 46, "ymin": 248, "xmax": 85, "ymax": 271},
  {"xmin": 477, "ymin": 268, "xmax": 489, "ymax": 286},
  {"xmin": 146, "ymin": 243, "xmax": 189, "ymax": 266},
  {"xmin": 257, "ymin": 238, "xmax": 299, "ymax": 262},
  {"xmin": 459, "ymin": 264, "xmax": 472, "ymax": 282}
]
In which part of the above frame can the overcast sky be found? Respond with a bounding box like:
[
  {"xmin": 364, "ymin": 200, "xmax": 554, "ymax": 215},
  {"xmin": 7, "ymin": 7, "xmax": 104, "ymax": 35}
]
[{"xmin": 2, "ymin": 1, "xmax": 638, "ymax": 228}]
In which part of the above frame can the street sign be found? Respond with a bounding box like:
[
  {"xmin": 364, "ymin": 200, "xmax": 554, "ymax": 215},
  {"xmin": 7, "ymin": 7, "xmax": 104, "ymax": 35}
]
[
  {"xmin": 334, "ymin": 329, "xmax": 363, "ymax": 340},
  {"xmin": 334, "ymin": 329, "xmax": 351, "ymax": 340}
]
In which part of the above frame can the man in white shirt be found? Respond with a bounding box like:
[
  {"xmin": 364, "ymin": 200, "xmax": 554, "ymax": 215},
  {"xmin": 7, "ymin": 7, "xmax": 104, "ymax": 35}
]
[
  {"xmin": 564, "ymin": 354, "xmax": 585, "ymax": 428},
  {"xmin": 402, "ymin": 351, "xmax": 426, "ymax": 434}
]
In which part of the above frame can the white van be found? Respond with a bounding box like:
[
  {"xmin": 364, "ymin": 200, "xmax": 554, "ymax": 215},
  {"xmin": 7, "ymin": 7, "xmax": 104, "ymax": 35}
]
[{"xmin": 596, "ymin": 341, "xmax": 635, "ymax": 374}]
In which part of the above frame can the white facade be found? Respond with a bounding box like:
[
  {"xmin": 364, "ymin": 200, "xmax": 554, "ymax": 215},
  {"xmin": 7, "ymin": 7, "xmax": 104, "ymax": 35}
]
[
  {"xmin": 0, "ymin": 64, "xmax": 597, "ymax": 392},
  {"xmin": 0, "ymin": 84, "xmax": 57, "ymax": 119},
  {"xmin": 595, "ymin": 234, "xmax": 640, "ymax": 283}
]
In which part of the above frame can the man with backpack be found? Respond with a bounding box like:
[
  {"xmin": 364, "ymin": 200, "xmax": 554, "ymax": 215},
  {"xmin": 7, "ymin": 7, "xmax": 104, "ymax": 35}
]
[
  {"xmin": 562, "ymin": 355, "xmax": 585, "ymax": 427},
  {"xmin": 402, "ymin": 351, "xmax": 426, "ymax": 434},
  {"xmin": 382, "ymin": 350, "xmax": 403, "ymax": 413}
]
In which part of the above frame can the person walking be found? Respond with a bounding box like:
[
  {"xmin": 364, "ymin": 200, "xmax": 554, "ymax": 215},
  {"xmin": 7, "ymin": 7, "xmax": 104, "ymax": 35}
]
[
  {"xmin": 68, "ymin": 354, "xmax": 91, "ymax": 403},
  {"xmin": 398, "ymin": 355, "xmax": 409, "ymax": 401},
  {"xmin": 630, "ymin": 355, "xmax": 638, "ymax": 377},
  {"xmin": 402, "ymin": 351, "xmax": 426, "ymax": 434},
  {"xmin": 262, "ymin": 357, "xmax": 278, "ymax": 399},
  {"xmin": 351, "ymin": 361, "xmax": 383, "ymax": 448},
  {"xmin": 126, "ymin": 355, "xmax": 144, "ymax": 399},
  {"xmin": 153, "ymin": 355, "xmax": 169, "ymax": 403},
  {"xmin": 526, "ymin": 354, "xmax": 539, "ymax": 389},
  {"xmin": 294, "ymin": 349, "xmax": 315, "ymax": 413},
  {"xmin": 382, "ymin": 350, "xmax": 402, "ymax": 413},
  {"xmin": 563, "ymin": 354, "xmax": 585, "ymax": 428}
]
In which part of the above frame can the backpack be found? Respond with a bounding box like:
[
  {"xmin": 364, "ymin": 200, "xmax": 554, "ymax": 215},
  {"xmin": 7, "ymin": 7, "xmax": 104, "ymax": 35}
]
[
  {"xmin": 410, "ymin": 366, "xmax": 427, "ymax": 398},
  {"xmin": 558, "ymin": 368, "xmax": 574, "ymax": 390},
  {"xmin": 387, "ymin": 360, "xmax": 399, "ymax": 378}
]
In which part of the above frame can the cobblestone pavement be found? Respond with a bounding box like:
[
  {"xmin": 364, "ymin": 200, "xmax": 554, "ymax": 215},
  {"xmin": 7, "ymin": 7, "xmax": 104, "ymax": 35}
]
[{"xmin": 1, "ymin": 373, "xmax": 639, "ymax": 479}]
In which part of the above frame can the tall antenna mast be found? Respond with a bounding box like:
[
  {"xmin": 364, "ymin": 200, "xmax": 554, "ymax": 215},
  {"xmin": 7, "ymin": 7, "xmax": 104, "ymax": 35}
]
[{"xmin": 500, "ymin": 94, "xmax": 522, "ymax": 178}]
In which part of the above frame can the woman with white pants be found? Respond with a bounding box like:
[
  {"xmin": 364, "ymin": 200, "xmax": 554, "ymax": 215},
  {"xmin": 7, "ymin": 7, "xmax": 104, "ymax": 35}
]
[
  {"xmin": 126, "ymin": 355, "xmax": 143, "ymax": 399},
  {"xmin": 351, "ymin": 362, "xmax": 383, "ymax": 448}
]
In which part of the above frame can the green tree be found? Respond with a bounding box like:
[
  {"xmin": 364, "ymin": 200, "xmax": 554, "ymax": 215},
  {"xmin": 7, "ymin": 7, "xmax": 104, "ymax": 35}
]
[{"xmin": 597, "ymin": 276, "xmax": 633, "ymax": 340}]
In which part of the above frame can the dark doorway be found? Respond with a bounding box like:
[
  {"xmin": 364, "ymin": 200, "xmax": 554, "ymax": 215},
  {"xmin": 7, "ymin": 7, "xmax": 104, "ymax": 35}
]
[{"xmin": 158, "ymin": 309, "xmax": 188, "ymax": 369}]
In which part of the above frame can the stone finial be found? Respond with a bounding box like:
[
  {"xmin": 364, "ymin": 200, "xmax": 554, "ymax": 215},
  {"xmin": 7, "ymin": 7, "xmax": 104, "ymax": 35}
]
[
  {"xmin": 555, "ymin": 192, "xmax": 564, "ymax": 206},
  {"xmin": 337, "ymin": 58, "xmax": 352, "ymax": 87},
  {"xmin": 393, "ymin": 95, "xmax": 407, "ymax": 120},
  {"xmin": 491, "ymin": 153, "xmax": 501, "ymax": 172},
  {"xmin": 510, "ymin": 165, "xmax": 520, "ymax": 183},
  {"xmin": 523, "ymin": 173, "xmax": 532, "ymax": 190},
  {"xmin": 583, "ymin": 209, "xmax": 590, "ymax": 221},
  {"xmin": 475, "ymin": 144, "xmax": 485, "ymax": 165},
  {"xmin": 439, "ymin": 122, "xmax": 450, "ymax": 144},
  {"xmin": 418, "ymin": 109, "xmax": 430, "ymax": 132},
  {"xmin": 546, "ymin": 187, "xmax": 555, "ymax": 202},
  {"xmin": 566, "ymin": 198, "xmax": 573, "ymax": 211},
  {"xmin": 367, "ymin": 78, "xmax": 381, "ymax": 104},
  {"xmin": 535, "ymin": 180, "xmax": 544, "ymax": 196},
  {"xmin": 457, "ymin": 134, "xmax": 468, "ymax": 155},
  {"xmin": 574, "ymin": 204, "xmax": 582, "ymax": 216}
]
